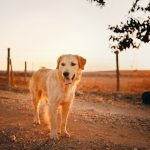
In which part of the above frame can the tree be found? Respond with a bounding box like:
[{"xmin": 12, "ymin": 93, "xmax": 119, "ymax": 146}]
[
  {"xmin": 109, "ymin": 1, "xmax": 150, "ymax": 50},
  {"xmin": 109, "ymin": 0, "xmax": 150, "ymax": 91},
  {"xmin": 88, "ymin": 0, "xmax": 150, "ymax": 92}
]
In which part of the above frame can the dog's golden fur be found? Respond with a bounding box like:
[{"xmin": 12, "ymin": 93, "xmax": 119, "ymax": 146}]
[{"xmin": 29, "ymin": 54, "xmax": 86, "ymax": 139}]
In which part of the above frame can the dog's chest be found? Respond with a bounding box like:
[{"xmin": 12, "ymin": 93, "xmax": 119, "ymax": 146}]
[{"xmin": 58, "ymin": 85, "xmax": 75, "ymax": 103}]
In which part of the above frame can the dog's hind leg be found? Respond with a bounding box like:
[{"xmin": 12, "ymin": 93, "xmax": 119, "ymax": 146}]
[{"xmin": 32, "ymin": 91, "xmax": 41, "ymax": 125}]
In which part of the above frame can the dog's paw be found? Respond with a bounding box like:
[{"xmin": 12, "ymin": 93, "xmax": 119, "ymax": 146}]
[
  {"xmin": 61, "ymin": 131, "xmax": 70, "ymax": 138},
  {"xmin": 33, "ymin": 121, "xmax": 41, "ymax": 125},
  {"xmin": 57, "ymin": 130, "xmax": 61, "ymax": 135},
  {"xmin": 50, "ymin": 133, "xmax": 59, "ymax": 140},
  {"xmin": 33, "ymin": 118, "xmax": 41, "ymax": 125}
]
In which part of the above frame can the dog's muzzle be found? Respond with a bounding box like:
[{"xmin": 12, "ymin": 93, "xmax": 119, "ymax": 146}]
[{"xmin": 63, "ymin": 72, "xmax": 75, "ymax": 85}]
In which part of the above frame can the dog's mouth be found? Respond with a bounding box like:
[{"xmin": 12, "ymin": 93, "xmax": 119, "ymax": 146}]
[{"xmin": 64, "ymin": 74, "xmax": 75, "ymax": 85}]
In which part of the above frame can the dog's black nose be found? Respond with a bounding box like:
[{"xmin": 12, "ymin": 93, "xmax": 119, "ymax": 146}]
[{"xmin": 63, "ymin": 72, "xmax": 69, "ymax": 77}]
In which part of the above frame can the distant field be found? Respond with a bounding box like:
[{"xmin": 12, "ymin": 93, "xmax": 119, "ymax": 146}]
[
  {"xmin": 78, "ymin": 70, "xmax": 150, "ymax": 93},
  {"xmin": 0, "ymin": 70, "xmax": 150, "ymax": 94}
]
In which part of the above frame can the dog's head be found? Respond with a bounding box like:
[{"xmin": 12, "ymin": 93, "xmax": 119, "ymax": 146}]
[{"xmin": 56, "ymin": 54, "xmax": 86, "ymax": 85}]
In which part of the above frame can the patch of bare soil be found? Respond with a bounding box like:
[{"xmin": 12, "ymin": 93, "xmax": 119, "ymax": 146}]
[{"xmin": 0, "ymin": 89, "xmax": 150, "ymax": 150}]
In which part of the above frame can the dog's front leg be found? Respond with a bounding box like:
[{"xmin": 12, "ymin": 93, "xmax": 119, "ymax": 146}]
[
  {"xmin": 49, "ymin": 104, "xmax": 59, "ymax": 140},
  {"xmin": 61, "ymin": 102, "xmax": 71, "ymax": 138}
]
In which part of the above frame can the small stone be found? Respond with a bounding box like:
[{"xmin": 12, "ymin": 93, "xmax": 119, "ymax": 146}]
[
  {"xmin": 76, "ymin": 91, "xmax": 84, "ymax": 96},
  {"xmin": 10, "ymin": 135, "xmax": 16, "ymax": 142},
  {"xmin": 2, "ymin": 130, "xmax": 5, "ymax": 134}
]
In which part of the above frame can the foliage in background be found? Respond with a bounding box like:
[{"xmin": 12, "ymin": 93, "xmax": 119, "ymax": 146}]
[
  {"xmin": 109, "ymin": 0, "xmax": 150, "ymax": 52},
  {"xmin": 88, "ymin": 0, "xmax": 105, "ymax": 7},
  {"xmin": 88, "ymin": 0, "xmax": 150, "ymax": 52}
]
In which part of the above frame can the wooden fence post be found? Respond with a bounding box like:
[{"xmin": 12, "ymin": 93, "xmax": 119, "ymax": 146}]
[
  {"xmin": 24, "ymin": 61, "xmax": 27, "ymax": 83},
  {"xmin": 7, "ymin": 48, "xmax": 11, "ymax": 87},
  {"xmin": 115, "ymin": 51, "xmax": 120, "ymax": 92},
  {"xmin": 10, "ymin": 59, "xmax": 14, "ymax": 86}
]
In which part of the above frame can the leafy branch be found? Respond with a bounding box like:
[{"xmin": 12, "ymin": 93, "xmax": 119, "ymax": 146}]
[{"xmin": 109, "ymin": 0, "xmax": 150, "ymax": 52}]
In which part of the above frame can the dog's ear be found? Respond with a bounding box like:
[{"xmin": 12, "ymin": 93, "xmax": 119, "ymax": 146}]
[
  {"xmin": 77, "ymin": 55, "xmax": 86, "ymax": 70},
  {"xmin": 56, "ymin": 55, "xmax": 63, "ymax": 69}
]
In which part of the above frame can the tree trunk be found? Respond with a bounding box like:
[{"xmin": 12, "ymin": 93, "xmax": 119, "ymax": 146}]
[{"xmin": 115, "ymin": 51, "xmax": 120, "ymax": 92}]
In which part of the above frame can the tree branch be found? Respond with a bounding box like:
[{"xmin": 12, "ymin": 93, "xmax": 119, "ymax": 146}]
[{"xmin": 87, "ymin": 0, "xmax": 105, "ymax": 7}]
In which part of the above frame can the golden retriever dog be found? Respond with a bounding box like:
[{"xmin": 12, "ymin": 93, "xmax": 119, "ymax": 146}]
[{"xmin": 29, "ymin": 54, "xmax": 86, "ymax": 140}]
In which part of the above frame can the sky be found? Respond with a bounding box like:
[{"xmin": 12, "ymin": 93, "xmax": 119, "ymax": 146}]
[{"xmin": 0, "ymin": 0, "xmax": 149, "ymax": 71}]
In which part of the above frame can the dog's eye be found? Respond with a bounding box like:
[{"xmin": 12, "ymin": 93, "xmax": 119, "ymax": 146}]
[
  {"xmin": 71, "ymin": 62, "xmax": 76, "ymax": 66},
  {"xmin": 61, "ymin": 63, "xmax": 65, "ymax": 66}
]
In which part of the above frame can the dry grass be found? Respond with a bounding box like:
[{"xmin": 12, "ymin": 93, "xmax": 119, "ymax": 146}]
[
  {"xmin": 0, "ymin": 70, "xmax": 150, "ymax": 94},
  {"xmin": 78, "ymin": 70, "xmax": 150, "ymax": 94}
]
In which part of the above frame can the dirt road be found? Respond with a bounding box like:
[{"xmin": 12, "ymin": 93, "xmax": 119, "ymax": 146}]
[{"xmin": 0, "ymin": 89, "xmax": 150, "ymax": 150}]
